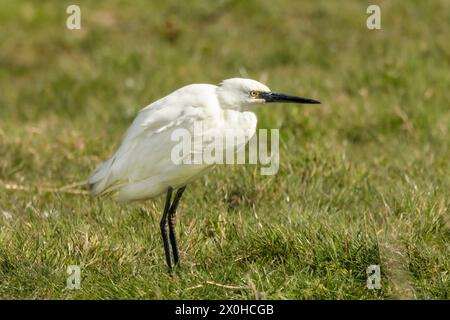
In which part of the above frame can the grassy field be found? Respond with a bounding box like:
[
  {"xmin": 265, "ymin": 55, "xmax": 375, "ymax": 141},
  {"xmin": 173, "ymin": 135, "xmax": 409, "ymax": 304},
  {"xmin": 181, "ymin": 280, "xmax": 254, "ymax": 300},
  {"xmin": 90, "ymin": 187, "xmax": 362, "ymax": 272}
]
[{"xmin": 0, "ymin": 0, "xmax": 449, "ymax": 299}]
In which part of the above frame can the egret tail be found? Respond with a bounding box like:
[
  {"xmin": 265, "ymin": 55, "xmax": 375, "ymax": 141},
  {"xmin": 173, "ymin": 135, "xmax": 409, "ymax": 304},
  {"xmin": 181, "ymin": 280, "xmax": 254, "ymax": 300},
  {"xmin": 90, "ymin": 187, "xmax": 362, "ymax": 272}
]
[{"xmin": 87, "ymin": 157, "xmax": 114, "ymax": 195}]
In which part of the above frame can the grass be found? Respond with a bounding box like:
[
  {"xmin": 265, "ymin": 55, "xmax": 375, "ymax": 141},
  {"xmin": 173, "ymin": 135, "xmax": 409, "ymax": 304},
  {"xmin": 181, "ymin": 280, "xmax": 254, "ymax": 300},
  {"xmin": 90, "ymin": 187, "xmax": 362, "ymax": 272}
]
[{"xmin": 0, "ymin": 0, "xmax": 449, "ymax": 299}]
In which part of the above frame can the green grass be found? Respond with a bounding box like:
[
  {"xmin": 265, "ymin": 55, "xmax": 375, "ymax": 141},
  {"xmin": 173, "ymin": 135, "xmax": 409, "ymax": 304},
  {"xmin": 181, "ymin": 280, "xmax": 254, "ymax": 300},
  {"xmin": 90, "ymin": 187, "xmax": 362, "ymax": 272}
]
[{"xmin": 0, "ymin": 0, "xmax": 449, "ymax": 299}]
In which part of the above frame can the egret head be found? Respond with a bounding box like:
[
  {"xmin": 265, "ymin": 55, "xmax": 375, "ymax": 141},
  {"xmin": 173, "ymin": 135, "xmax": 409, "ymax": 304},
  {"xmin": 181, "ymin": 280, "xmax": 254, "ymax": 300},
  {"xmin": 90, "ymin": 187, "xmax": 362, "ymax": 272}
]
[{"xmin": 217, "ymin": 78, "xmax": 320, "ymax": 110}]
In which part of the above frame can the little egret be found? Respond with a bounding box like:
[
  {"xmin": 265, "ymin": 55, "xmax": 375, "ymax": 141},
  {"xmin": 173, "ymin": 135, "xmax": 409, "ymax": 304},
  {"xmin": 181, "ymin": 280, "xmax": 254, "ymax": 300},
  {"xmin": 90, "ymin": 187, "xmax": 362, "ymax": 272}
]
[{"xmin": 88, "ymin": 78, "xmax": 320, "ymax": 271}]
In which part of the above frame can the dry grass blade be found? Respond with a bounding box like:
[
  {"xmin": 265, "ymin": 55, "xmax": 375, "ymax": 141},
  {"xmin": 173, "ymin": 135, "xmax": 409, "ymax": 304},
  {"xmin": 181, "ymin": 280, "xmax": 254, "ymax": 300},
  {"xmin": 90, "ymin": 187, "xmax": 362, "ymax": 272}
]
[{"xmin": 0, "ymin": 181, "xmax": 90, "ymax": 195}]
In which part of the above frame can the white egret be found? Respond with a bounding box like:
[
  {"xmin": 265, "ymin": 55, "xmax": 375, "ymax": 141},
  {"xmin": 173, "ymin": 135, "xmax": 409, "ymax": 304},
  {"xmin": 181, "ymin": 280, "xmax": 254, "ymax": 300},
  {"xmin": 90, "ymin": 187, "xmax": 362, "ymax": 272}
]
[{"xmin": 88, "ymin": 78, "xmax": 319, "ymax": 270}]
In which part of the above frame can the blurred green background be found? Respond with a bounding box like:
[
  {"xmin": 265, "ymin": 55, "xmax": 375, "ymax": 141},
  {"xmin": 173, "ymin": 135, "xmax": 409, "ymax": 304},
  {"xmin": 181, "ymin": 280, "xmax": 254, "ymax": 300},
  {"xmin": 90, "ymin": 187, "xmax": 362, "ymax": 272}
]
[{"xmin": 0, "ymin": 0, "xmax": 449, "ymax": 299}]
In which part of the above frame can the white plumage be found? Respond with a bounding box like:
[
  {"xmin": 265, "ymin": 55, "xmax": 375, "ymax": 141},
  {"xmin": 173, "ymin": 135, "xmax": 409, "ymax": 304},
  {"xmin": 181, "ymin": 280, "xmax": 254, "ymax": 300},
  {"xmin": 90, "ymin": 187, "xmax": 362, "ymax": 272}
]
[{"xmin": 88, "ymin": 78, "xmax": 269, "ymax": 202}]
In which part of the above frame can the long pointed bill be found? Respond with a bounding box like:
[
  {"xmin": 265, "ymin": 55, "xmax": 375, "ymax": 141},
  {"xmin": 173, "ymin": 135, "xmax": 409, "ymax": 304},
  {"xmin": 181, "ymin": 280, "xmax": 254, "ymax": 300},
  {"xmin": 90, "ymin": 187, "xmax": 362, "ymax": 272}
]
[{"xmin": 261, "ymin": 92, "xmax": 320, "ymax": 104}]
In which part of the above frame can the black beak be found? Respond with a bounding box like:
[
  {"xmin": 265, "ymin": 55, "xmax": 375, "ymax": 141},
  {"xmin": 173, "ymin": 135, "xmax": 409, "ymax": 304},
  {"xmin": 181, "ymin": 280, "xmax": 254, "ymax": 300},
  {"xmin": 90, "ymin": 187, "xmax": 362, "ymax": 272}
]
[{"xmin": 261, "ymin": 92, "xmax": 320, "ymax": 104}]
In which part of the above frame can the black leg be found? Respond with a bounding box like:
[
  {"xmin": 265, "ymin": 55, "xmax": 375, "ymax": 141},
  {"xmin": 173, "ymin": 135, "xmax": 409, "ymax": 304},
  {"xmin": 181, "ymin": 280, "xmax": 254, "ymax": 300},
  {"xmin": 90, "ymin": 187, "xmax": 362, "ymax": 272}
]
[
  {"xmin": 168, "ymin": 186, "xmax": 186, "ymax": 266},
  {"xmin": 160, "ymin": 187, "xmax": 173, "ymax": 271}
]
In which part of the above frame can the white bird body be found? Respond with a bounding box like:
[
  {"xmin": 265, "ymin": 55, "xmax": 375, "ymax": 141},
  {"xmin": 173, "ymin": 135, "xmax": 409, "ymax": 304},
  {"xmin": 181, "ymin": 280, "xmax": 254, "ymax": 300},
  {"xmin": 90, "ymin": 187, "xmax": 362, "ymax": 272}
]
[
  {"xmin": 89, "ymin": 79, "xmax": 263, "ymax": 202},
  {"xmin": 88, "ymin": 78, "xmax": 319, "ymax": 270}
]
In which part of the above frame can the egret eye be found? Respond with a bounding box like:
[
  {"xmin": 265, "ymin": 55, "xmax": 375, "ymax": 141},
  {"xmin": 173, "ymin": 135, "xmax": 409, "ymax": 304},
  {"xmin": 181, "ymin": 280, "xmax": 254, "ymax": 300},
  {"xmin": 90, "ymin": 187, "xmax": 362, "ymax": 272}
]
[{"xmin": 250, "ymin": 90, "xmax": 259, "ymax": 97}]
